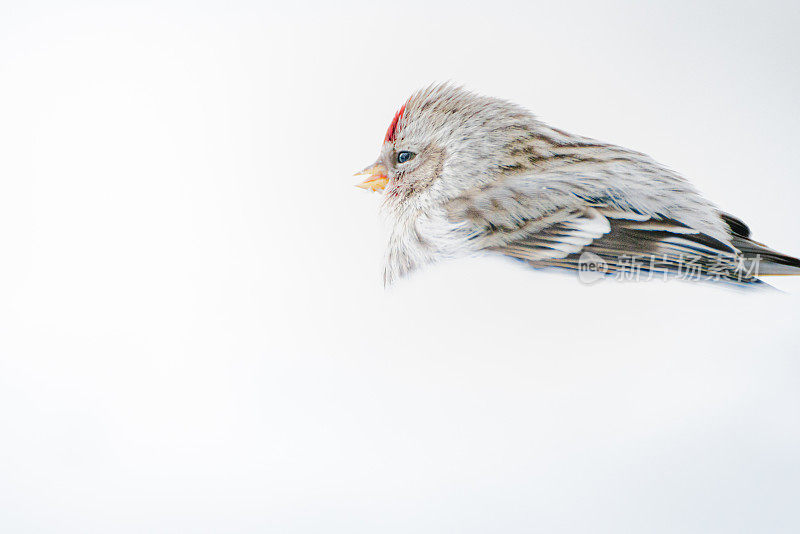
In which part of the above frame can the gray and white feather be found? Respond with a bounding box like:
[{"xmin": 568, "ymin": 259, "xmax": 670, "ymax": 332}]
[{"xmin": 355, "ymin": 83, "xmax": 800, "ymax": 286}]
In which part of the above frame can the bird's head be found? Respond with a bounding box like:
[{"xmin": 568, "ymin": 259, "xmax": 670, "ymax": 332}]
[{"xmin": 355, "ymin": 84, "xmax": 538, "ymax": 207}]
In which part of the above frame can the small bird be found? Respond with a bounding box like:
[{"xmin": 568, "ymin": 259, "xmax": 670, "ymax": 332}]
[{"xmin": 356, "ymin": 84, "xmax": 800, "ymax": 286}]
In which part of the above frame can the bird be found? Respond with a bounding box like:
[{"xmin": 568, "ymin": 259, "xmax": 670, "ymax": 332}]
[{"xmin": 355, "ymin": 83, "xmax": 800, "ymax": 286}]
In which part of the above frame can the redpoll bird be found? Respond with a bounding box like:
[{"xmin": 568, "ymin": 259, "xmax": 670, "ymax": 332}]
[{"xmin": 356, "ymin": 84, "xmax": 800, "ymax": 286}]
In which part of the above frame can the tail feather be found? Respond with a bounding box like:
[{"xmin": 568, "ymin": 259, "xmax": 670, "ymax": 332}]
[
  {"xmin": 720, "ymin": 211, "xmax": 800, "ymax": 276},
  {"xmin": 730, "ymin": 235, "xmax": 800, "ymax": 276}
]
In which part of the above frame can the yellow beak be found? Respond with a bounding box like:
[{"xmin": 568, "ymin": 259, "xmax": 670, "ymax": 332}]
[{"xmin": 354, "ymin": 162, "xmax": 388, "ymax": 193}]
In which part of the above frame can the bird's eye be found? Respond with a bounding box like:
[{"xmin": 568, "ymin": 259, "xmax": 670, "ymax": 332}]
[{"xmin": 396, "ymin": 151, "xmax": 415, "ymax": 164}]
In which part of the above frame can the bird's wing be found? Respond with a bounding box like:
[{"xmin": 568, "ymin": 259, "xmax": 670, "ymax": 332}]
[{"xmin": 445, "ymin": 182, "xmax": 761, "ymax": 281}]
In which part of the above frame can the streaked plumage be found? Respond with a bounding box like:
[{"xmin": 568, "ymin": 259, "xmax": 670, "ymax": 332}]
[{"xmin": 357, "ymin": 84, "xmax": 800, "ymax": 286}]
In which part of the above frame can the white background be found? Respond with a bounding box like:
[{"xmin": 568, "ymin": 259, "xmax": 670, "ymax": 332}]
[{"xmin": 1, "ymin": 1, "xmax": 799, "ymax": 532}]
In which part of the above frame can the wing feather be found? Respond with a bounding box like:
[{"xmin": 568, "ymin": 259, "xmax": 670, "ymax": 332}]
[{"xmin": 445, "ymin": 173, "xmax": 799, "ymax": 283}]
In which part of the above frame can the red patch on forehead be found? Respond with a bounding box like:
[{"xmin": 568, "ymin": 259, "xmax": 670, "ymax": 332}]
[{"xmin": 383, "ymin": 102, "xmax": 407, "ymax": 144}]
